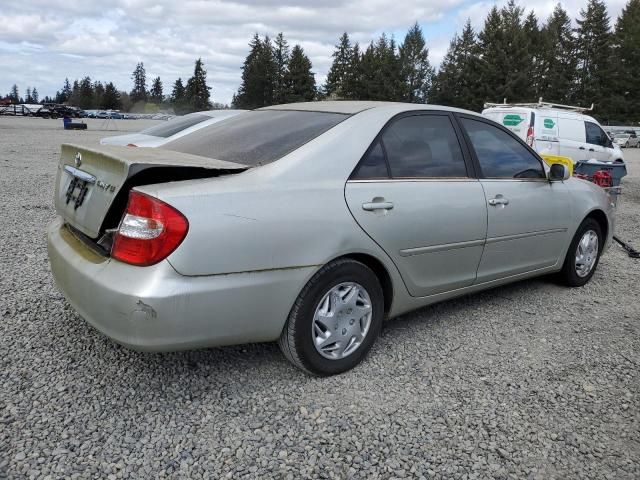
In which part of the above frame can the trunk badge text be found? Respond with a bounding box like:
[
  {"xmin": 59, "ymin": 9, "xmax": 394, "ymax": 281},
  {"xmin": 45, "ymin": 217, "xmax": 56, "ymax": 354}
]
[{"xmin": 63, "ymin": 159, "xmax": 117, "ymax": 210}]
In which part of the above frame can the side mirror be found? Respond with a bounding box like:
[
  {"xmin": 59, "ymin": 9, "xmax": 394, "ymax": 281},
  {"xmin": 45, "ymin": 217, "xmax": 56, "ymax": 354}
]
[{"xmin": 549, "ymin": 163, "xmax": 570, "ymax": 182}]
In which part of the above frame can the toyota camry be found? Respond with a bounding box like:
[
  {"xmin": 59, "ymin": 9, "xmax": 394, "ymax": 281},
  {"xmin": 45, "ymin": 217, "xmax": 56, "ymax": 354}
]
[{"xmin": 47, "ymin": 102, "xmax": 615, "ymax": 375}]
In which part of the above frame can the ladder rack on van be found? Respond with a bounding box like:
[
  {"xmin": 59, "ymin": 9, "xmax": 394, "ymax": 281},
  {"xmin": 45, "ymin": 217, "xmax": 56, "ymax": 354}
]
[{"xmin": 483, "ymin": 97, "xmax": 594, "ymax": 113}]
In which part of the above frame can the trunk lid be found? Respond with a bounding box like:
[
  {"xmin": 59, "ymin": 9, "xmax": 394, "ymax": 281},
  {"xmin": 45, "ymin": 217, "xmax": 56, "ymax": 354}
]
[{"xmin": 55, "ymin": 143, "xmax": 246, "ymax": 239}]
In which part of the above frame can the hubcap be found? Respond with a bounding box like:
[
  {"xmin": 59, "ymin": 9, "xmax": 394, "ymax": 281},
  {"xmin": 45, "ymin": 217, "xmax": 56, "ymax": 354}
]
[
  {"xmin": 312, "ymin": 282, "xmax": 372, "ymax": 360},
  {"xmin": 575, "ymin": 230, "xmax": 599, "ymax": 278}
]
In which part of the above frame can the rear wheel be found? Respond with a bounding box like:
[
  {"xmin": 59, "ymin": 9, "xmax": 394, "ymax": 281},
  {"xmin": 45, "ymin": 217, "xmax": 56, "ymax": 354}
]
[
  {"xmin": 278, "ymin": 258, "xmax": 384, "ymax": 376},
  {"xmin": 558, "ymin": 218, "xmax": 602, "ymax": 287}
]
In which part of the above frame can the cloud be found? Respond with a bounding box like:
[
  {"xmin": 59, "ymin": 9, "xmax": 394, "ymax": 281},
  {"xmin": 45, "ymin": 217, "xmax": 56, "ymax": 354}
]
[{"xmin": 0, "ymin": 0, "xmax": 629, "ymax": 105}]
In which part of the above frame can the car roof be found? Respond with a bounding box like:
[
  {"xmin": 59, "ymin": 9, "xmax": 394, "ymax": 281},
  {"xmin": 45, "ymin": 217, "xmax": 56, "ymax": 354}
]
[
  {"xmin": 200, "ymin": 109, "xmax": 245, "ymax": 117},
  {"xmin": 260, "ymin": 101, "xmax": 479, "ymax": 116}
]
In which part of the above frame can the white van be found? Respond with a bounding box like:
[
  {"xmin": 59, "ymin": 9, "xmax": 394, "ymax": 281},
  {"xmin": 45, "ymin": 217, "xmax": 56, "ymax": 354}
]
[{"xmin": 482, "ymin": 100, "xmax": 624, "ymax": 164}]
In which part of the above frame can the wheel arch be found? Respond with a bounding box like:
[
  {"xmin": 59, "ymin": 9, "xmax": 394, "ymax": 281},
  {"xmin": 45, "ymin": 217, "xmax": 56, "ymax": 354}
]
[
  {"xmin": 585, "ymin": 209, "xmax": 608, "ymax": 244},
  {"xmin": 333, "ymin": 253, "xmax": 394, "ymax": 316}
]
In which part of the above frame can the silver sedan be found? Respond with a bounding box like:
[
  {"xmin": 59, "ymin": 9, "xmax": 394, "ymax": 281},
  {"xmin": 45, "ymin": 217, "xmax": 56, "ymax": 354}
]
[{"xmin": 47, "ymin": 102, "xmax": 615, "ymax": 375}]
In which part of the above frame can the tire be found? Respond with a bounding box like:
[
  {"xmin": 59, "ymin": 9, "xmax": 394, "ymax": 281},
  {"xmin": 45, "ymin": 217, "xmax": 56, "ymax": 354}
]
[
  {"xmin": 625, "ymin": 142, "xmax": 629, "ymax": 148},
  {"xmin": 278, "ymin": 258, "xmax": 384, "ymax": 376},
  {"xmin": 558, "ymin": 217, "xmax": 603, "ymax": 287}
]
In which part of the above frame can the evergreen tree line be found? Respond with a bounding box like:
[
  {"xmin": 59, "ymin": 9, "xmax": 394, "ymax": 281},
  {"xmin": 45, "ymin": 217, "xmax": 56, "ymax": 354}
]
[
  {"xmin": 431, "ymin": 0, "xmax": 640, "ymax": 123},
  {"xmin": 5, "ymin": 58, "xmax": 215, "ymax": 114},
  {"xmin": 232, "ymin": 0, "xmax": 640, "ymax": 123}
]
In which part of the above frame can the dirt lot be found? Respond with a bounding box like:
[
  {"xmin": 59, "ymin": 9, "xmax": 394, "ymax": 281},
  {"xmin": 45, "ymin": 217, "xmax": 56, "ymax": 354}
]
[{"xmin": 0, "ymin": 116, "xmax": 638, "ymax": 479}]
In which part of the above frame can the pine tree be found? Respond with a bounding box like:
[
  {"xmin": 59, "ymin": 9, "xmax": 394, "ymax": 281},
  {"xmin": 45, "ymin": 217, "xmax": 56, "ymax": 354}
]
[
  {"xmin": 325, "ymin": 33, "xmax": 355, "ymax": 98},
  {"xmin": 523, "ymin": 11, "xmax": 542, "ymax": 98},
  {"xmin": 10, "ymin": 84, "xmax": 19, "ymax": 103},
  {"xmin": 431, "ymin": 20, "xmax": 482, "ymax": 110},
  {"xmin": 31, "ymin": 87, "xmax": 39, "ymax": 103},
  {"xmin": 284, "ymin": 45, "xmax": 316, "ymax": 102},
  {"xmin": 78, "ymin": 77, "xmax": 94, "ymax": 109},
  {"xmin": 63, "ymin": 78, "xmax": 72, "ymax": 102},
  {"xmin": 171, "ymin": 77, "xmax": 186, "ymax": 113},
  {"xmin": 611, "ymin": 0, "xmax": 640, "ymax": 122},
  {"xmin": 171, "ymin": 78, "xmax": 185, "ymax": 101},
  {"xmin": 150, "ymin": 76, "xmax": 163, "ymax": 104},
  {"xmin": 273, "ymin": 33, "xmax": 291, "ymax": 104},
  {"xmin": 538, "ymin": 4, "xmax": 577, "ymax": 103},
  {"xmin": 102, "ymin": 82, "xmax": 121, "ymax": 110},
  {"xmin": 478, "ymin": 1, "xmax": 534, "ymax": 104},
  {"xmin": 185, "ymin": 58, "xmax": 212, "ymax": 112},
  {"xmin": 130, "ymin": 62, "xmax": 148, "ymax": 104},
  {"xmin": 93, "ymin": 81, "xmax": 105, "ymax": 109},
  {"xmin": 399, "ymin": 23, "xmax": 434, "ymax": 103},
  {"xmin": 377, "ymin": 34, "xmax": 404, "ymax": 101},
  {"xmin": 357, "ymin": 42, "xmax": 378, "ymax": 100},
  {"xmin": 234, "ymin": 34, "xmax": 277, "ymax": 108},
  {"xmin": 25, "ymin": 88, "xmax": 32, "ymax": 103},
  {"xmin": 574, "ymin": 0, "xmax": 613, "ymax": 116},
  {"xmin": 342, "ymin": 43, "xmax": 362, "ymax": 99}
]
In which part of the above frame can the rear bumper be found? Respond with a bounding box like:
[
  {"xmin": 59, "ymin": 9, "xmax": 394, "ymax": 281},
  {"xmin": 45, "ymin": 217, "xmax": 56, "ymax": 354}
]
[{"xmin": 47, "ymin": 217, "xmax": 314, "ymax": 351}]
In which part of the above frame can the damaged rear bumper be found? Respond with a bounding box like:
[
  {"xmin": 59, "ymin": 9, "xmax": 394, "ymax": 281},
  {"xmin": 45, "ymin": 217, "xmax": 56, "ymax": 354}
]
[{"xmin": 47, "ymin": 216, "xmax": 314, "ymax": 351}]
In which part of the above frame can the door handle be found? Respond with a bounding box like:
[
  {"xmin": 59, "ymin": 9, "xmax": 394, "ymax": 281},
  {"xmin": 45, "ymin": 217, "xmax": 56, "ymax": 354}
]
[
  {"xmin": 488, "ymin": 196, "xmax": 509, "ymax": 206},
  {"xmin": 362, "ymin": 201, "xmax": 394, "ymax": 211},
  {"xmin": 588, "ymin": 148, "xmax": 595, "ymax": 152},
  {"xmin": 579, "ymin": 146, "xmax": 586, "ymax": 150}
]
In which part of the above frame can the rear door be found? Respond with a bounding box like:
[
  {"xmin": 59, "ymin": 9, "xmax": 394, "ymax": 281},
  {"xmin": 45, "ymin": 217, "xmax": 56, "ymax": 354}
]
[
  {"xmin": 533, "ymin": 110, "xmax": 560, "ymax": 156},
  {"xmin": 457, "ymin": 115, "xmax": 571, "ymax": 282},
  {"xmin": 345, "ymin": 112, "xmax": 487, "ymax": 297}
]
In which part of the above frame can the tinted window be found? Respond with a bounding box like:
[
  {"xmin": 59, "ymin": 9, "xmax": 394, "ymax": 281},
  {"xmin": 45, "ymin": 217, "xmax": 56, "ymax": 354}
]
[
  {"xmin": 381, "ymin": 115, "xmax": 467, "ymax": 178},
  {"xmin": 461, "ymin": 118, "xmax": 545, "ymax": 179},
  {"xmin": 141, "ymin": 113, "xmax": 209, "ymax": 138},
  {"xmin": 585, "ymin": 121, "xmax": 608, "ymax": 146},
  {"xmin": 162, "ymin": 110, "xmax": 348, "ymax": 166},
  {"xmin": 352, "ymin": 141, "xmax": 388, "ymax": 179}
]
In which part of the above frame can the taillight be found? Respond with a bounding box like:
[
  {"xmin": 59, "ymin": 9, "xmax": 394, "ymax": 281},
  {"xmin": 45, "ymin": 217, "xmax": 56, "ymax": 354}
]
[
  {"xmin": 126, "ymin": 143, "xmax": 138, "ymax": 147},
  {"xmin": 111, "ymin": 191, "xmax": 188, "ymax": 266},
  {"xmin": 526, "ymin": 126, "xmax": 534, "ymax": 146}
]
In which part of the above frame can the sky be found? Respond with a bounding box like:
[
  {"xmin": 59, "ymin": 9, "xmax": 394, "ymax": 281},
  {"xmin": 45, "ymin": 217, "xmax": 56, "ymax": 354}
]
[{"xmin": 0, "ymin": 0, "xmax": 629, "ymax": 106}]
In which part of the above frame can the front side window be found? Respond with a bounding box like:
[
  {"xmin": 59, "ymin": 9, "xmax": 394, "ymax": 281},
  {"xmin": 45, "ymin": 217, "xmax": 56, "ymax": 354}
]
[
  {"xmin": 585, "ymin": 121, "xmax": 608, "ymax": 147},
  {"xmin": 381, "ymin": 115, "xmax": 468, "ymax": 178},
  {"xmin": 461, "ymin": 118, "xmax": 546, "ymax": 179}
]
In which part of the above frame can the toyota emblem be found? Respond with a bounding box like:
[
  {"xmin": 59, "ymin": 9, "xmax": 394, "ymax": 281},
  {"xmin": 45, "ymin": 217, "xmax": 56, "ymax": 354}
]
[{"xmin": 75, "ymin": 152, "xmax": 82, "ymax": 168}]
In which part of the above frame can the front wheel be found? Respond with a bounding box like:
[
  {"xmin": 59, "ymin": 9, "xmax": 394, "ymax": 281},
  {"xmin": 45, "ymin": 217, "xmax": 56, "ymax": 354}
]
[
  {"xmin": 278, "ymin": 258, "xmax": 384, "ymax": 376},
  {"xmin": 558, "ymin": 218, "xmax": 603, "ymax": 287}
]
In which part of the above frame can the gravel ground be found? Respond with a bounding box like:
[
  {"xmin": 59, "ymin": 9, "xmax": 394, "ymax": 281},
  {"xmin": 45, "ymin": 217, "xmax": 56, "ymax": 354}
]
[{"xmin": 0, "ymin": 116, "xmax": 638, "ymax": 479}]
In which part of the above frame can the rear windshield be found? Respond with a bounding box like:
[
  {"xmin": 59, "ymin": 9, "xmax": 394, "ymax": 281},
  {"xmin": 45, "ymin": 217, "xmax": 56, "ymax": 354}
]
[
  {"xmin": 160, "ymin": 110, "xmax": 349, "ymax": 166},
  {"xmin": 141, "ymin": 113, "xmax": 209, "ymax": 138}
]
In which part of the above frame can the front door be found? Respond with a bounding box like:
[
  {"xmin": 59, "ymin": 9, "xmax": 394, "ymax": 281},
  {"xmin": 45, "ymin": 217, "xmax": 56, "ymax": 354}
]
[
  {"xmin": 345, "ymin": 112, "xmax": 487, "ymax": 297},
  {"xmin": 458, "ymin": 115, "xmax": 571, "ymax": 282}
]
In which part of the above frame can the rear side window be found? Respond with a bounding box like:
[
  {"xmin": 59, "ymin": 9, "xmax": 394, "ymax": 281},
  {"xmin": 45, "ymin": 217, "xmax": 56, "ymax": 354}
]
[
  {"xmin": 352, "ymin": 141, "xmax": 388, "ymax": 179},
  {"xmin": 161, "ymin": 110, "xmax": 348, "ymax": 166},
  {"xmin": 585, "ymin": 121, "xmax": 609, "ymax": 147},
  {"xmin": 461, "ymin": 118, "xmax": 545, "ymax": 179},
  {"xmin": 141, "ymin": 113, "xmax": 209, "ymax": 138},
  {"xmin": 381, "ymin": 114, "xmax": 467, "ymax": 178}
]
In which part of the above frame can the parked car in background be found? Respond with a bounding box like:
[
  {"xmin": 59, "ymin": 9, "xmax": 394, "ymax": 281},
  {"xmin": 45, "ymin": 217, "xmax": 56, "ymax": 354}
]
[
  {"xmin": 100, "ymin": 110, "xmax": 244, "ymax": 147},
  {"xmin": 48, "ymin": 102, "xmax": 614, "ymax": 376},
  {"xmin": 482, "ymin": 100, "xmax": 624, "ymax": 163},
  {"xmin": 613, "ymin": 132, "xmax": 639, "ymax": 148}
]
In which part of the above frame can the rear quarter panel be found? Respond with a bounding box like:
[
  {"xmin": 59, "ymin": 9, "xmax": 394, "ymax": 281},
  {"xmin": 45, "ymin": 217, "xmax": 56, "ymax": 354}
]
[{"xmin": 564, "ymin": 177, "xmax": 615, "ymax": 251}]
